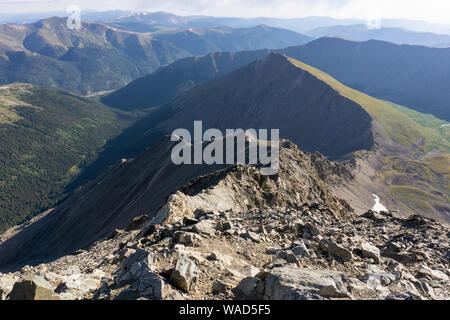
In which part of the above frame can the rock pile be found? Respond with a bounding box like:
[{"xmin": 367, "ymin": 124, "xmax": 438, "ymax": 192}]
[{"xmin": 1, "ymin": 202, "xmax": 448, "ymax": 300}]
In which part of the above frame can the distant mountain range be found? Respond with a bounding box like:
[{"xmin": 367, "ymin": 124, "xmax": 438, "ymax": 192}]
[
  {"xmin": 105, "ymin": 37, "xmax": 450, "ymax": 122},
  {"xmin": 0, "ymin": 17, "xmax": 310, "ymax": 95},
  {"xmin": 307, "ymin": 24, "xmax": 450, "ymax": 47},
  {"xmin": 104, "ymin": 11, "xmax": 450, "ymax": 36}
]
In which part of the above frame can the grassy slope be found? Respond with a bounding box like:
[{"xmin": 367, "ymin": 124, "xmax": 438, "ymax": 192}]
[
  {"xmin": 0, "ymin": 84, "xmax": 137, "ymax": 233},
  {"xmin": 287, "ymin": 57, "xmax": 450, "ymax": 153},
  {"xmin": 287, "ymin": 56, "xmax": 450, "ymax": 219}
]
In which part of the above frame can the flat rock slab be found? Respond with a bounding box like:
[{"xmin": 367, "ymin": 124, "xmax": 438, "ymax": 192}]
[{"xmin": 264, "ymin": 267, "xmax": 350, "ymax": 300}]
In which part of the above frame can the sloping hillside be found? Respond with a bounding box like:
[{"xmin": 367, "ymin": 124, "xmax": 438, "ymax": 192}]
[
  {"xmin": 281, "ymin": 37, "xmax": 450, "ymax": 121},
  {"xmin": 0, "ymin": 17, "xmax": 311, "ymax": 95},
  {"xmin": 102, "ymin": 49, "xmax": 270, "ymax": 110},
  {"xmin": 152, "ymin": 25, "xmax": 311, "ymax": 56},
  {"xmin": 0, "ymin": 83, "xmax": 136, "ymax": 233},
  {"xmin": 105, "ymin": 37, "xmax": 450, "ymax": 123}
]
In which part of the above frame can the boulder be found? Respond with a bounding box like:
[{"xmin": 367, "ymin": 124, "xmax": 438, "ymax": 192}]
[
  {"xmin": 170, "ymin": 254, "xmax": 199, "ymax": 292},
  {"xmin": 192, "ymin": 220, "xmax": 216, "ymax": 235},
  {"xmin": 8, "ymin": 275, "xmax": 59, "ymax": 300},
  {"xmin": 291, "ymin": 240, "xmax": 310, "ymax": 258},
  {"xmin": 360, "ymin": 241, "xmax": 381, "ymax": 264},
  {"xmin": 322, "ymin": 239, "xmax": 353, "ymax": 262},
  {"xmin": 241, "ymin": 265, "xmax": 260, "ymax": 278},
  {"xmin": 264, "ymin": 267, "xmax": 350, "ymax": 300},
  {"xmin": 114, "ymin": 249, "xmax": 175, "ymax": 300},
  {"xmin": 236, "ymin": 277, "xmax": 265, "ymax": 299}
]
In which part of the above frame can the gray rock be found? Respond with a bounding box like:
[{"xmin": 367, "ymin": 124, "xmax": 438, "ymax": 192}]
[
  {"xmin": 236, "ymin": 277, "xmax": 265, "ymax": 299},
  {"xmin": 418, "ymin": 266, "xmax": 449, "ymax": 281},
  {"xmin": 264, "ymin": 267, "xmax": 350, "ymax": 300},
  {"xmin": 280, "ymin": 250, "xmax": 301, "ymax": 266},
  {"xmin": 322, "ymin": 239, "xmax": 353, "ymax": 262},
  {"xmin": 8, "ymin": 275, "xmax": 59, "ymax": 300},
  {"xmin": 192, "ymin": 220, "xmax": 216, "ymax": 235},
  {"xmin": 360, "ymin": 241, "xmax": 381, "ymax": 264},
  {"xmin": 291, "ymin": 240, "xmax": 310, "ymax": 258},
  {"xmin": 241, "ymin": 231, "xmax": 261, "ymax": 242},
  {"xmin": 170, "ymin": 254, "xmax": 199, "ymax": 292},
  {"xmin": 241, "ymin": 265, "xmax": 260, "ymax": 278}
]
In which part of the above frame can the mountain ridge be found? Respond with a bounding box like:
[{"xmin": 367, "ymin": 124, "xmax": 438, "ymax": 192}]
[{"xmin": 0, "ymin": 17, "xmax": 311, "ymax": 95}]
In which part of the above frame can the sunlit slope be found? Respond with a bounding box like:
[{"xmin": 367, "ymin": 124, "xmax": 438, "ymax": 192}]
[{"xmin": 287, "ymin": 57, "xmax": 450, "ymax": 153}]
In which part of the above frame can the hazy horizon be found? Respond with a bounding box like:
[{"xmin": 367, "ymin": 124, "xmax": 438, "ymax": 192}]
[{"xmin": 0, "ymin": 0, "xmax": 449, "ymax": 25}]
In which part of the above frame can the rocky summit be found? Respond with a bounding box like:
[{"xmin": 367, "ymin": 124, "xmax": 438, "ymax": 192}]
[{"xmin": 0, "ymin": 159, "xmax": 448, "ymax": 300}]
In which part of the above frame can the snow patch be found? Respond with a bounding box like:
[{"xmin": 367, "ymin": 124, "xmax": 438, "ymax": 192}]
[{"xmin": 372, "ymin": 194, "xmax": 388, "ymax": 213}]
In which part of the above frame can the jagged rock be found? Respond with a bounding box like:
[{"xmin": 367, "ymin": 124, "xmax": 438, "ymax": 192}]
[
  {"xmin": 360, "ymin": 241, "xmax": 381, "ymax": 264},
  {"xmin": 241, "ymin": 265, "xmax": 260, "ymax": 278},
  {"xmin": 8, "ymin": 275, "xmax": 59, "ymax": 300},
  {"xmin": 321, "ymin": 239, "xmax": 353, "ymax": 262},
  {"xmin": 173, "ymin": 231, "xmax": 201, "ymax": 246},
  {"xmin": 114, "ymin": 249, "xmax": 155, "ymax": 286},
  {"xmin": 291, "ymin": 241, "xmax": 311, "ymax": 258},
  {"xmin": 295, "ymin": 222, "xmax": 321, "ymax": 237},
  {"xmin": 235, "ymin": 277, "xmax": 265, "ymax": 299},
  {"xmin": 192, "ymin": 220, "xmax": 216, "ymax": 235},
  {"xmin": 241, "ymin": 231, "xmax": 261, "ymax": 242},
  {"xmin": 170, "ymin": 255, "xmax": 199, "ymax": 292},
  {"xmin": 113, "ymin": 249, "xmax": 175, "ymax": 300},
  {"xmin": 263, "ymin": 267, "xmax": 350, "ymax": 300},
  {"xmin": 418, "ymin": 266, "xmax": 449, "ymax": 281},
  {"xmin": 280, "ymin": 250, "xmax": 301, "ymax": 266},
  {"xmin": 183, "ymin": 217, "xmax": 199, "ymax": 226}
]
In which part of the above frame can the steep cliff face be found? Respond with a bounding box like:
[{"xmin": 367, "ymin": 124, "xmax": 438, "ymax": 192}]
[{"xmin": 0, "ymin": 138, "xmax": 353, "ymax": 271}]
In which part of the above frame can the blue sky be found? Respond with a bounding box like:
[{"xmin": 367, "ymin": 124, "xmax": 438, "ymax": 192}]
[{"xmin": 0, "ymin": 0, "xmax": 449, "ymax": 23}]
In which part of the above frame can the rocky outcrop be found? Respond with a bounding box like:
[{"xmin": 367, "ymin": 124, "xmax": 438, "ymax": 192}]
[{"xmin": 1, "ymin": 201, "xmax": 448, "ymax": 300}]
